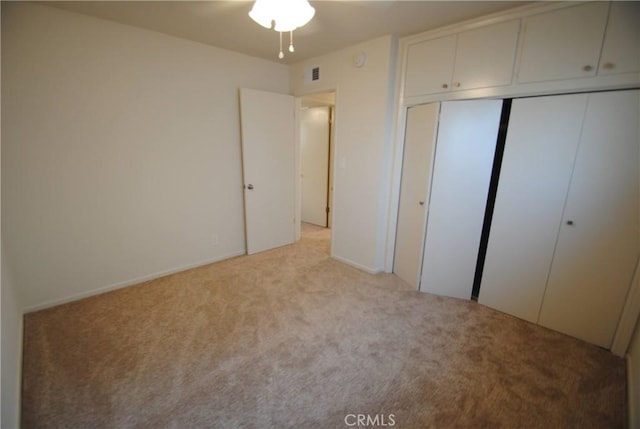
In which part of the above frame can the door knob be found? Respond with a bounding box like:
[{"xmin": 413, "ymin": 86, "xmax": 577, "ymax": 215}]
[{"xmin": 247, "ymin": 184, "xmax": 254, "ymax": 190}]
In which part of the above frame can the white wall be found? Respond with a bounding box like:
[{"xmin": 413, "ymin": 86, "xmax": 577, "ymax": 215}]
[
  {"xmin": 629, "ymin": 317, "xmax": 640, "ymax": 428},
  {"xmin": 1, "ymin": 3, "xmax": 290, "ymax": 310},
  {"xmin": 290, "ymin": 36, "xmax": 398, "ymax": 273}
]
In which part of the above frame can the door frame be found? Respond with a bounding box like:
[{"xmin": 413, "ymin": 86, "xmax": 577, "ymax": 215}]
[
  {"xmin": 295, "ymin": 90, "xmax": 337, "ymax": 245},
  {"xmin": 299, "ymin": 105, "xmax": 332, "ymax": 228}
]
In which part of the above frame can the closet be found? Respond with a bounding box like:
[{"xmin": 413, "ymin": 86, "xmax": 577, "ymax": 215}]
[
  {"xmin": 393, "ymin": 104, "xmax": 439, "ymax": 289},
  {"xmin": 395, "ymin": 0, "xmax": 640, "ymax": 352},
  {"xmin": 394, "ymin": 100, "xmax": 502, "ymax": 299},
  {"xmin": 479, "ymin": 90, "xmax": 640, "ymax": 348}
]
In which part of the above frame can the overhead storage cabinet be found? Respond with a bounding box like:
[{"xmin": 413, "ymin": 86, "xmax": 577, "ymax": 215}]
[
  {"xmin": 598, "ymin": 1, "xmax": 640, "ymax": 76},
  {"xmin": 516, "ymin": 2, "xmax": 609, "ymax": 83},
  {"xmin": 516, "ymin": 2, "xmax": 640, "ymax": 83},
  {"xmin": 404, "ymin": 20, "xmax": 520, "ymax": 97}
]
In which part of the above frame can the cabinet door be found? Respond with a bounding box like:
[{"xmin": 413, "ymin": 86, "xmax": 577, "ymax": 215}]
[
  {"xmin": 479, "ymin": 94, "xmax": 586, "ymax": 322},
  {"xmin": 453, "ymin": 20, "xmax": 520, "ymax": 91},
  {"xmin": 538, "ymin": 90, "xmax": 640, "ymax": 348},
  {"xmin": 420, "ymin": 100, "xmax": 502, "ymax": 300},
  {"xmin": 598, "ymin": 2, "xmax": 640, "ymax": 76},
  {"xmin": 404, "ymin": 35, "xmax": 456, "ymax": 97},
  {"xmin": 394, "ymin": 103, "xmax": 440, "ymax": 289},
  {"xmin": 516, "ymin": 2, "xmax": 609, "ymax": 83}
]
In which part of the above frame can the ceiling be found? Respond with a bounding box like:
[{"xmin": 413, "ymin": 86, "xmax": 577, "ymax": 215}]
[{"xmin": 46, "ymin": 1, "xmax": 528, "ymax": 64}]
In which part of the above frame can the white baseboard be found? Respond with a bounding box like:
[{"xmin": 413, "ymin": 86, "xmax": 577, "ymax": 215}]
[
  {"xmin": 331, "ymin": 255, "xmax": 383, "ymax": 275},
  {"xmin": 23, "ymin": 250, "xmax": 246, "ymax": 313}
]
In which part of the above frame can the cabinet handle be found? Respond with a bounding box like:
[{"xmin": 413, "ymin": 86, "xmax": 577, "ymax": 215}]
[
  {"xmin": 419, "ymin": 201, "xmax": 425, "ymax": 206},
  {"xmin": 602, "ymin": 62, "xmax": 615, "ymax": 70},
  {"xmin": 453, "ymin": 82, "xmax": 461, "ymax": 88},
  {"xmin": 442, "ymin": 83, "xmax": 449, "ymax": 89},
  {"xmin": 566, "ymin": 220, "xmax": 574, "ymax": 226},
  {"xmin": 582, "ymin": 65, "xmax": 593, "ymax": 72}
]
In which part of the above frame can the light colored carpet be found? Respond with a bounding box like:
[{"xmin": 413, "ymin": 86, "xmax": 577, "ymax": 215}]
[{"xmin": 22, "ymin": 223, "xmax": 626, "ymax": 428}]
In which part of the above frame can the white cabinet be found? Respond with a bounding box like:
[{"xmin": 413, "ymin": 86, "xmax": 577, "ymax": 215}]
[
  {"xmin": 404, "ymin": 20, "xmax": 520, "ymax": 97},
  {"xmin": 452, "ymin": 20, "xmax": 520, "ymax": 91},
  {"xmin": 401, "ymin": 2, "xmax": 640, "ymax": 101},
  {"xmin": 405, "ymin": 36, "xmax": 456, "ymax": 97},
  {"xmin": 516, "ymin": 2, "xmax": 609, "ymax": 83},
  {"xmin": 420, "ymin": 100, "xmax": 502, "ymax": 300},
  {"xmin": 598, "ymin": 1, "xmax": 640, "ymax": 76},
  {"xmin": 480, "ymin": 90, "xmax": 640, "ymax": 349}
]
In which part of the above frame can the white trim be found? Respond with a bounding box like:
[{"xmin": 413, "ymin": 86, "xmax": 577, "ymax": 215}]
[
  {"xmin": 23, "ymin": 250, "xmax": 246, "ymax": 313},
  {"xmin": 383, "ymin": 34, "xmax": 410, "ymax": 274},
  {"xmin": 628, "ymin": 354, "xmax": 639, "ymax": 429},
  {"xmin": 402, "ymin": 73, "xmax": 640, "ymax": 107},
  {"xmin": 612, "ymin": 256, "xmax": 640, "ymax": 356},
  {"xmin": 294, "ymin": 96, "xmax": 302, "ymax": 243},
  {"xmin": 331, "ymin": 255, "xmax": 383, "ymax": 275}
]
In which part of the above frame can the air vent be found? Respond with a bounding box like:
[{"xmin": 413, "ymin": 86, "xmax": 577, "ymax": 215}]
[{"xmin": 304, "ymin": 65, "xmax": 321, "ymax": 84}]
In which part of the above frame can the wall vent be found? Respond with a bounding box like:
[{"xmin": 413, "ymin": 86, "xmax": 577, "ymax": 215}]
[{"xmin": 304, "ymin": 65, "xmax": 321, "ymax": 84}]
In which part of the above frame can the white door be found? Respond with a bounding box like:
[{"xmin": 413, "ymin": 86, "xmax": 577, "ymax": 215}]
[
  {"xmin": 301, "ymin": 106, "xmax": 330, "ymax": 227},
  {"xmin": 479, "ymin": 94, "xmax": 587, "ymax": 322},
  {"xmin": 239, "ymin": 88, "xmax": 295, "ymax": 255},
  {"xmin": 393, "ymin": 103, "xmax": 439, "ymax": 289},
  {"xmin": 538, "ymin": 90, "xmax": 640, "ymax": 348},
  {"xmin": 420, "ymin": 100, "xmax": 502, "ymax": 300}
]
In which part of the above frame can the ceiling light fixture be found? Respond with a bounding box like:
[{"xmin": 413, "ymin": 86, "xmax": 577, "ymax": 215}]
[{"xmin": 248, "ymin": 0, "xmax": 315, "ymax": 60}]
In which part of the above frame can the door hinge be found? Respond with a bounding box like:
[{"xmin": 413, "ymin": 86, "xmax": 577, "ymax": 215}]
[{"xmin": 326, "ymin": 207, "xmax": 330, "ymax": 214}]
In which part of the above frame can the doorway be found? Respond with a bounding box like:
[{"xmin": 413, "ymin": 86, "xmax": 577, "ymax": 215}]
[{"xmin": 299, "ymin": 92, "xmax": 335, "ymax": 241}]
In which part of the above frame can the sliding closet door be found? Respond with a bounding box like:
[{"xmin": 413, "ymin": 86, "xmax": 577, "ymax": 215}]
[
  {"xmin": 478, "ymin": 94, "xmax": 587, "ymax": 322},
  {"xmin": 420, "ymin": 100, "xmax": 501, "ymax": 300},
  {"xmin": 394, "ymin": 103, "xmax": 439, "ymax": 289},
  {"xmin": 538, "ymin": 90, "xmax": 640, "ymax": 348}
]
